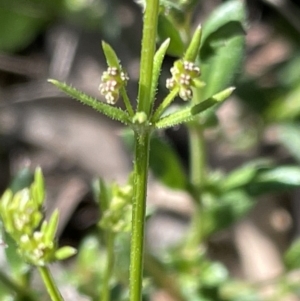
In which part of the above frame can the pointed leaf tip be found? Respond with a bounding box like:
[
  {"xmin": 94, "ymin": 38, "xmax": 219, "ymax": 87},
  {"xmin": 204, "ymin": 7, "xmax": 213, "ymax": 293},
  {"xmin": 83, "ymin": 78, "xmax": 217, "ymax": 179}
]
[
  {"xmin": 191, "ymin": 87, "xmax": 235, "ymax": 115},
  {"xmin": 101, "ymin": 41, "xmax": 121, "ymax": 68},
  {"xmin": 213, "ymin": 86, "xmax": 235, "ymax": 102},
  {"xmin": 184, "ymin": 25, "xmax": 202, "ymax": 62}
]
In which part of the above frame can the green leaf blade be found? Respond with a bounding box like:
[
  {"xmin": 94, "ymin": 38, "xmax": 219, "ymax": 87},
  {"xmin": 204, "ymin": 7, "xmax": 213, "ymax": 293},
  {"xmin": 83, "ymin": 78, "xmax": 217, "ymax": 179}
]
[
  {"xmin": 184, "ymin": 25, "xmax": 202, "ymax": 62},
  {"xmin": 191, "ymin": 87, "xmax": 235, "ymax": 115},
  {"xmin": 201, "ymin": 1, "xmax": 246, "ymax": 42},
  {"xmin": 200, "ymin": 0, "xmax": 246, "ymax": 100},
  {"xmin": 101, "ymin": 41, "xmax": 121, "ymax": 68},
  {"xmin": 150, "ymin": 38, "xmax": 170, "ymax": 106},
  {"xmin": 155, "ymin": 106, "xmax": 193, "ymax": 129},
  {"xmin": 157, "ymin": 14, "xmax": 185, "ymax": 57},
  {"xmin": 48, "ymin": 79, "xmax": 130, "ymax": 125}
]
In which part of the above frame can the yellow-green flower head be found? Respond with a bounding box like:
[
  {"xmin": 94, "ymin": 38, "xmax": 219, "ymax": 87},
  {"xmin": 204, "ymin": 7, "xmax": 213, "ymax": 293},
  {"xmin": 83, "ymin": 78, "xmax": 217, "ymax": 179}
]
[
  {"xmin": 166, "ymin": 60, "xmax": 201, "ymax": 101},
  {"xmin": 99, "ymin": 182, "xmax": 133, "ymax": 233},
  {"xmin": 0, "ymin": 168, "xmax": 76, "ymax": 266},
  {"xmin": 99, "ymin": 66, "xmax": 129, "ymax": 104},
  {"xmin": 0, "ymin": 188, "xmax": 43, "ymax": 240},
  {"xmin": 19, "ymin": 231, "xmax": 54, "ymax": 266}
]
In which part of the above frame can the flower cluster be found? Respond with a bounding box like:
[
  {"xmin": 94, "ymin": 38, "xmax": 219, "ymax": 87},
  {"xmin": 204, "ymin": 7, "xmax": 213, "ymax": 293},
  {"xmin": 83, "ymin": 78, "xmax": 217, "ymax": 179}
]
[
  {"xmin": 99, "ymin": 66, "xmax": 129, "ymax": 105},
  {"xmin": 99, "ymin": 181, "xmax": 133, "ymax": 233},
  {"xmin": 0, "ymin": 168, "xmax": 76, "ymax": 266},
  {"xmin": 166, "ymin": 60, "xmax": 201, "ymax": 101}
]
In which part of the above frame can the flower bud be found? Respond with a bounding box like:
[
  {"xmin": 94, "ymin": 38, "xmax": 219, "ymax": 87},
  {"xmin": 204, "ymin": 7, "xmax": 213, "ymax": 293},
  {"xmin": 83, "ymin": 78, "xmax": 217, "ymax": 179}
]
[
  {"xmin": 166, "ymin": 60, "xmax": 201, "ymax": 101},
  {"xmin": 99, "ymin": 67, "xmax": 129, "ymax": 104}
]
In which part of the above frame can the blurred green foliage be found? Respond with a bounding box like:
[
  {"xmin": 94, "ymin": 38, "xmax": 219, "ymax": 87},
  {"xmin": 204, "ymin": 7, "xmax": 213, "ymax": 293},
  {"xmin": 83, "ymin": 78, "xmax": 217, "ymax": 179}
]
[
  {"xmin": 1, "ymin": 0, "xmax": 300, "ymax": 301},
  {"xmin": 0, "ymin": 0, "xmax": 118, "ymax": 52}
]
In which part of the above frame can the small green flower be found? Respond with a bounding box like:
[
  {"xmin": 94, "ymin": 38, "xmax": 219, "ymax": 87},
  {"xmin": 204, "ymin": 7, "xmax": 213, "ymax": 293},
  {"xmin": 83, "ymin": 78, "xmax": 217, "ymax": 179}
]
[
  {"xmin": 0, "ymin": 168, "xmax": 76, "ymax": 266},
  {"xmin": 99, "ymin": 66, "xmax": 129, "ymax": 104},
  {"xmin": 0, "ymin": 188, "xmax": 43, "ymax": 241},
  {"xmin": 166, "ymin": 60, "xmax": 201, "ymax": 101},
  {"xmin": 99, "ymin": 181, "xmax": 133, "ymax": 233}
]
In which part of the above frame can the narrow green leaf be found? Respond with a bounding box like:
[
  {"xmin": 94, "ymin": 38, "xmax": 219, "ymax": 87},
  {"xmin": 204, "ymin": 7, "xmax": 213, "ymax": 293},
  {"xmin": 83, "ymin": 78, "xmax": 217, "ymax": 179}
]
[
  {"xmin": 245, "ymin": 166, "xmax": 300, "ymax": 196},
  {"xmin": 48, "ymin": 79, "xmax": 130, "ymax": 125},
  {"xmin": 184, "ymin": 25, "xmax": 202, "ymax": 62},
  {"xmin": 44, "ymin": 210, "xmax": 59, "ymax": 243},
  {"xmin": 155, "ymin": 105, "xmax": 193, "ymax": 129},
  {"xmin": 101, "ymin": 41, "xmax": 121, "ymax": 68},
  {"xmin": 191, "ymin": 87, "xmax": 235, "ymax": 115},
  {"xmin": 255, "ymin": 166, "xmax": 300, "ymax": 186},
  {"xmin": 200, "ymin": 0, "xmax": 246, "ymax": 100},
  {"xmin": 191, "ymin": 98, "xmax": 219, "ymax": 115},
  {"xmin": 150, "ymin": 38, "xmax": 170, "ymax": 105},
  {"xmin": 156, "ymin": 87, "xmax": 235, "ymax": 129},
  {"xmin": 220, "ymin": 160, "xmax": 271, "ymax": 192}
]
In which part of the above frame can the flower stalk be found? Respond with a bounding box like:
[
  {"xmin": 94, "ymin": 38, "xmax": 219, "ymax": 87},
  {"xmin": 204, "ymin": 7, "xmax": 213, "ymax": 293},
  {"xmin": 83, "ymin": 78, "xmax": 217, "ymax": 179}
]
[{"xmin": 38, "ymin": 266, "xmax": 64, "ymax": 301}]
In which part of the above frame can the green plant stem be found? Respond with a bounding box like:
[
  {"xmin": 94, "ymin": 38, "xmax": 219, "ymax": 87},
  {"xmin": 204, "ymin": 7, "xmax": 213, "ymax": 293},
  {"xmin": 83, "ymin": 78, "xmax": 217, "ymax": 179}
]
[
  {"xmin": 101, "ymin": 231, "xmax": 115, "ymax": 301},
  {"xmin": 151, "ymin": 87, "xmax": 179, "ymax": 122},
  {"xmin": 137, "ymin": 0, "xmax": 159, "ymax": 115},
  {"xmin": 189, "ymin": 124, "xmax": 206, "ymax": 190},
  {"xmin": 0, "ymin": 270, "xmax": 36, "ymax": 301},
  {"xmin": 38, "ymin": 266, "xmax": 64, "ymax": 301},
  {"xmin": 186, "ymin": 122, "xmax": 207, "ymax": 248},
  {"xmin": 121, "ymin": 87, "xmax": 134, "ymax": 117},
  {"xmin": 130, "ymin": 131, "xmax": 151, "ymax": 301}
]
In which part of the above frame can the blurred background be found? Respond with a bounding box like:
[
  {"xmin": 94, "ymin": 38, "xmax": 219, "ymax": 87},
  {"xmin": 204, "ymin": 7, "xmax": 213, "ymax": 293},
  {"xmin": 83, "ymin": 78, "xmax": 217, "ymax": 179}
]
[{"xmin": 1, "ymin": 0, "xmax": 300, "ymax": 299}]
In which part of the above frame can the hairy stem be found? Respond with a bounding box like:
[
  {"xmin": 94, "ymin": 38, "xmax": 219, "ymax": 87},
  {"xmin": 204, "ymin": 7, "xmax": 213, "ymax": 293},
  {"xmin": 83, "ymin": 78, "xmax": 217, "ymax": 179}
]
[
  {"xmin": 129, "ymin": 131, "xmax": 151, "ymax": 301},
  {"xmin": 137, "ymin": 0, "xmax": 159, "ymax": 115}
]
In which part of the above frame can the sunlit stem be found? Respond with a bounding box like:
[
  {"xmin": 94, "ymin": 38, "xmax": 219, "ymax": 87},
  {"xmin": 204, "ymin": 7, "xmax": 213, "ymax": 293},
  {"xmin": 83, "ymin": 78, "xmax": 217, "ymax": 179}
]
[{"xmin": 151, "ymin": 87, "xmax": 179, "ymax": 122}]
